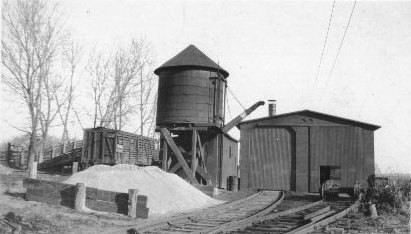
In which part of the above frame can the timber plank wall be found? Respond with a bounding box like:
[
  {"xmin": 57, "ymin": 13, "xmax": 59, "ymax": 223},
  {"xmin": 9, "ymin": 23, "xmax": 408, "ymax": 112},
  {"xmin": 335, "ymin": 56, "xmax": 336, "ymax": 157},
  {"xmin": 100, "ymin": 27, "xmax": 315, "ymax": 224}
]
[
  {"xmin": 239, "ymin": 112, "xmax": 378, "ymax": 193},
  {"xmin": 25, "ymin": 178, "xmax": 148, "ymax": 217}
]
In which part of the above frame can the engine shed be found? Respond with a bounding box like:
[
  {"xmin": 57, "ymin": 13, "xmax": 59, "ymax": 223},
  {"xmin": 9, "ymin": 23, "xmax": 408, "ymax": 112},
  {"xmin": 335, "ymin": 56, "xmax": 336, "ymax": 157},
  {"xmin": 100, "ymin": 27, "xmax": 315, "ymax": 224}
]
[{"xmin": 238, "ymin": 109, "xmax": 380, "ymax": 193}]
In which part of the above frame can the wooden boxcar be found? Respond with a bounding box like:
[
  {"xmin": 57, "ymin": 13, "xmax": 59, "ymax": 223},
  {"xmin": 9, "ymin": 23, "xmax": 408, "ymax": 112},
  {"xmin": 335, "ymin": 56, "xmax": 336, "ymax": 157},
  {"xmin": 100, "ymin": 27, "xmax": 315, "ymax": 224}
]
[
  {"xmin": 238, "ymin": 110, "xmax": 380, "ymax": 193},
  {"xmin": 82, "ymin": 127, "xmax": 156, "ymax": 166}
]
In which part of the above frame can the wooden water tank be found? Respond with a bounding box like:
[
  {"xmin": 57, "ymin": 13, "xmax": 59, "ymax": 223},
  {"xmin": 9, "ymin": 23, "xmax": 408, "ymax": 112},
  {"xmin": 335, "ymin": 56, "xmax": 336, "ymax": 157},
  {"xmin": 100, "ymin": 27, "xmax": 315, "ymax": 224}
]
[{"xmin": 155, "ymin": 45, "xmax": 229, "ymax": 127}]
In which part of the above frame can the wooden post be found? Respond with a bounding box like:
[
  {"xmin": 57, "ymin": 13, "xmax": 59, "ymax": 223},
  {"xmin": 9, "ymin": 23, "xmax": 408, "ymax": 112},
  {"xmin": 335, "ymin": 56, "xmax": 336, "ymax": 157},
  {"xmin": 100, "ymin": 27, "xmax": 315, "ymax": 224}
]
[
  {"xmin": 51, "ymin": 145, "xmax": 56, "ymax": 158},
  {"xmin": 29, "ymin": 162, "xmax": 37, "ymax": 179},
  {"xmin": 63, "ymin": 141, "xmax": 68, "ymax": 154},
  {"xmin": 162, "ymin": 138, "xmax": 168, "ymax": 171},
  {"xmin": 160, "ymin": 128, "xmax": 198, "ymax": 184},
  {"xmin": 128, "ymin": 189, "xmax": 138, "ymax": 218},
  {"xmin": 75, "ymin": 183, "xmax": 86, "ymax": 211},
  {"xmin": 191, "ymin": 130, "xmax": 197, "ymax": 178},
  {"xmin": 72, "ymin": 162, "xmax": 78, "ymax": 174},
  {"xmin": 7, "ymin": 143, "xmax": 12, "ymax": 167},
  {"xmin": 20, "ymin": 150, "xmax": 25, "ymax": 169}
]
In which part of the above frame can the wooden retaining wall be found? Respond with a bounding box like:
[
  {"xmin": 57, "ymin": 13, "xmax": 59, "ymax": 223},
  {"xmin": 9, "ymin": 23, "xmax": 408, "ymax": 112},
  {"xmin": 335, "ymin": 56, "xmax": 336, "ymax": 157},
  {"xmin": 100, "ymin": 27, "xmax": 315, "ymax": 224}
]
[{"xmin": 25, "ymin": 178, "xmax": 149, "ymax": 218}]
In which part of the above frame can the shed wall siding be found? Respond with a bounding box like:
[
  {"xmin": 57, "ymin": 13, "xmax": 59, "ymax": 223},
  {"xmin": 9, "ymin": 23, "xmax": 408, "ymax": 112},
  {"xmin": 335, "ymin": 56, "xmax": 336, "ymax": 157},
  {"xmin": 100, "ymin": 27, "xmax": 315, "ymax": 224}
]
[
  {"xmin": 221, "ymin": 135, "xmax": 238, "ymax": 189},
  {"xmin": 248, "ymin": 127, "xmax": 293, "ymax": 190},
  {"xmin": 309, "ymin": 126, "xmax": 365, "ymax": 192},
  {"xmin": 293, "ymin": 127, "xmax": 309, "ymax": 192},
  {"xmin": 239, "ymin": 114, "xmax": 377, "ymax": 193},
  {"xmin": 205, "ymin": 133, "xmax": 238, "ymax": 189},
  {"xmin": 205, "ymin": 136, "xmax": 218, "ymax": 186},
  {"xmin": 363, "ymin": 130, "xmax": 375, "ymax": 178},
  {"xmin": 239, "ymin": 127, "xmax": 251, "ymax": 190}
]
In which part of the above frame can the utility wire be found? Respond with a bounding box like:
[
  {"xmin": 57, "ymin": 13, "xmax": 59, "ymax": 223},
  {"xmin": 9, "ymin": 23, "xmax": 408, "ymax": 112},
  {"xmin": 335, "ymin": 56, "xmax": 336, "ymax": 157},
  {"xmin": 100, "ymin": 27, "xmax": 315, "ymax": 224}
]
[
  {"xmin": 227, "ymin": 86, "xmax": 246, "ymax": 110},
  {"xmin": 326, "ymin": 0, "xmax": 357, "ymax": 83},
  {"xmin": 314, "ymin": 0, "xmax": 336, "ymax": 83},
  {"xmin": 227, "ymin": 95, "xmax": 233, "ymax": 120}
]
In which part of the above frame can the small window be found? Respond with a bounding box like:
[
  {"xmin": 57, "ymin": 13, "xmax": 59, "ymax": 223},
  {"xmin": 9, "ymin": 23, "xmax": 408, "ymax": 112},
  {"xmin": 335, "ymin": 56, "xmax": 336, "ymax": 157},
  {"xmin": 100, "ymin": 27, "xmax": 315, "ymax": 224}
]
[
  {"xmin": 330, "ymin": 166, "xmax": 341, "ymax": 180},
  {"xmin": 229, "ymin": 146, "xmax": 232, "ymax": 158}
]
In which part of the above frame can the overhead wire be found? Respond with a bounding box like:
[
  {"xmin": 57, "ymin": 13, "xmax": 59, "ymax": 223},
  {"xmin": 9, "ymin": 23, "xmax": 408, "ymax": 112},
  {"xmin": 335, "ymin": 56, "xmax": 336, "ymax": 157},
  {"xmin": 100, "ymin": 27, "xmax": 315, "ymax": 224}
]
[
  {"xmin": 226, "ymin": 93, "xmax": 234, "ymax": 120},
  {"xmin": 314, "ymin": 0, "xmax": 336, "ymax": 83},
  {"xmin": 216, "ymin": 60, "xmax": 245, "ymax": 112},
  {"xmin": 227, "ymin": 86, "xmax": 246, "ymax": 110},
  {"xmin": 326, "ymin": 0, "xmax": 357, "ymax": 83}
]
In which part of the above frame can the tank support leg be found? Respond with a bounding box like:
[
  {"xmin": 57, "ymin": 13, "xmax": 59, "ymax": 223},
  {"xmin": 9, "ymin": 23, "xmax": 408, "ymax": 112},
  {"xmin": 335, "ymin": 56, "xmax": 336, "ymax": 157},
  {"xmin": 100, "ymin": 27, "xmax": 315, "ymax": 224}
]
[
  {"xmin": 160, "ymin": 128, "xmax": 199, "ymax": 185},
  {"xmin": 162, "ymin": 137, "xmax": 168, "ymax": 171},
  {"xmin": 191, "ymin": 130, "xmax": 198, "ymax": 178}
]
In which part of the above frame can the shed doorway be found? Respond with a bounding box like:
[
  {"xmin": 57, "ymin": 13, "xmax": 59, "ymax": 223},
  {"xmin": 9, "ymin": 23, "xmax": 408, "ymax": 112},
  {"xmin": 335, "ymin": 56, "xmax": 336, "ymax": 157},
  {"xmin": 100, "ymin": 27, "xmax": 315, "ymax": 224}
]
[
  {"xmin": 320, "ymin": 166, "xmax": 342, "ymax": 186},
  {"xmin": 320, "ymin": 166, "xmax": 331, "ymax": 186}
]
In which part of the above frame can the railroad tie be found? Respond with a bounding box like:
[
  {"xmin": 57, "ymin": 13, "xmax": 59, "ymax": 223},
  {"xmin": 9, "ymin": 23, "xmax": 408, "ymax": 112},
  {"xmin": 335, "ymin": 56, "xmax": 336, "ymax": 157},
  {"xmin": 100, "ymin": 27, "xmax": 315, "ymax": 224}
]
[
  {"xmin": 310, "ymin": 210, "xmax": 335, "ymax": 222},
  {"xmin": 187, "ymin": 222, "xmax": 219, "ymax": 227},
  {"xmin": 303, "ymin": 206, "xmax": 331, "ymax": 220}
]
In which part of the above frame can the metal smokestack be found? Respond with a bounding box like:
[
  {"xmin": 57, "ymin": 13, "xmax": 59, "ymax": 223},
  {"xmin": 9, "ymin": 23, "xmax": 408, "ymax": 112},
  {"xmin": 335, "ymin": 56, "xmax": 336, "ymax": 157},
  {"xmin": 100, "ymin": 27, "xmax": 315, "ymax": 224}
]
[{"xmin": 268, "ymin": 100, "xmax": 276, "ymax": 117}]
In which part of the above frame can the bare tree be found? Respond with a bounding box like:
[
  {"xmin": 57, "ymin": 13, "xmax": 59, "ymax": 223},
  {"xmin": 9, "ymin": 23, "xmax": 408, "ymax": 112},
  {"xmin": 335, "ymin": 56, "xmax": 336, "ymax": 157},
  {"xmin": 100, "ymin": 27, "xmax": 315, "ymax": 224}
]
[
  {"xmin": 2, "ymin": 0, "xmax": 66, "ymax": 173},
  {"xmin": 137, "ymin": 67, "xmax": 157, "ymax": 136},
  {"xmin": 88, "ymin": 39, "xmax": 155, "ymax": 132},
  {"xmin": 57, "ymin": 41, "xmax": 82, "ymax": 143},
  {"xmin": 37, "ymin": 66, "xmax": 65, "ymax": 162},
  {"xmin": 87, "ymin": 51, "xmax": 110, "ymax": 128}
]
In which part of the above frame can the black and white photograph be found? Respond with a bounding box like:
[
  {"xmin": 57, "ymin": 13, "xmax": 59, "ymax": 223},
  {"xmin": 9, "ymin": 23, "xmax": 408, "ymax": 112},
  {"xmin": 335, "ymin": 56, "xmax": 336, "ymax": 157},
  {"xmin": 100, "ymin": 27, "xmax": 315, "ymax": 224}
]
[{"xmin": 0, "ymin": 0, "xmax": 410, "ymax": 233}]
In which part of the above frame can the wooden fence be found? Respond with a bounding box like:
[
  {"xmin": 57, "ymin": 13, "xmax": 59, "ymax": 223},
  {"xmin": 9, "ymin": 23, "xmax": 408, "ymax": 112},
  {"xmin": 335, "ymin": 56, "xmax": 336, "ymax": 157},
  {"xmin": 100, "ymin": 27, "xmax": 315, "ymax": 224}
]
[{"xmin": 0, "ymin": 140, "xmax": 83, "ymax": 169}]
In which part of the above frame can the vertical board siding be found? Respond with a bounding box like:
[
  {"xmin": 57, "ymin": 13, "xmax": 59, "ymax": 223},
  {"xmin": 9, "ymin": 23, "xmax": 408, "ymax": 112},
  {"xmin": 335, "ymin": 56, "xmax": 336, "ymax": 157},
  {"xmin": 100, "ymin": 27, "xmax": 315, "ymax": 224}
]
[
  {"xmin": 309, "ymin": 126, "xmax": 365, "ymax": 192},
  {"xmin": 239, "ymin": 128, "xmax": 250, "ymax": 189},
  {"xmin": 157, "ymin": 69, "xmax": 226, "ymax": 125},
  {"xmin": 362, "ymin": 130, "xmax": 375, "ymax": 179},
  {"xmin": 239, "ymin": 113, "xmax": 377, "ymax": 193},
  {"xmin": 293, "ymin": 127, "xmax": 309, "ymax": 192},
  {"xmin": 220, "ymin": 134, "xmax": 238, "ymax": 189},
  {"xmin": 247, "ymin": 127, "xmax": 292, "ymax": 190},
  {"xmin": 82, "ymin": 129, "xmax": 155, "ymax": 166}
]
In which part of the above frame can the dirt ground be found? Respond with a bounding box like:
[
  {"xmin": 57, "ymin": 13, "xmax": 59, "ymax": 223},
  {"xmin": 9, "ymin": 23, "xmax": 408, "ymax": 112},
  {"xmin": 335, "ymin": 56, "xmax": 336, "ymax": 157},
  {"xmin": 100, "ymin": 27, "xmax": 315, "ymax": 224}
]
[
  {"xmin": 313, "ymin": 203, "xmax": 411, "ymax": 234},
  {"xmin": 0, "ymin": 168, "xmax": 253, "ymax": 234},
  {"xmin": 1, "ymin": 167, "xmax": 409, "ymax": 234}
]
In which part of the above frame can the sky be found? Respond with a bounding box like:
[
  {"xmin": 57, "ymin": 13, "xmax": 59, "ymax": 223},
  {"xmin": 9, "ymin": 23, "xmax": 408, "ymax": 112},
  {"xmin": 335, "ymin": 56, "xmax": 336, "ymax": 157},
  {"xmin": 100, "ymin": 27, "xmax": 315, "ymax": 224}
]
[{"xmin": 1, "ymin": 0, "xmax": 410, "ymax": 173}]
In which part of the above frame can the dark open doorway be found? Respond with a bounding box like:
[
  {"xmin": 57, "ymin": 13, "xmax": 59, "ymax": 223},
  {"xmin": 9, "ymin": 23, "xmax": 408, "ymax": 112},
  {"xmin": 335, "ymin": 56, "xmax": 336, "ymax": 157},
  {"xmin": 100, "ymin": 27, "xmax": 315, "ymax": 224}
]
[
  {"xmin": 320, "ymin": 166, "xmax": 331, "ymax": 186},
  {"xmin": 320, "ymin": 166, "xmax": 342, "ymax": 186}
]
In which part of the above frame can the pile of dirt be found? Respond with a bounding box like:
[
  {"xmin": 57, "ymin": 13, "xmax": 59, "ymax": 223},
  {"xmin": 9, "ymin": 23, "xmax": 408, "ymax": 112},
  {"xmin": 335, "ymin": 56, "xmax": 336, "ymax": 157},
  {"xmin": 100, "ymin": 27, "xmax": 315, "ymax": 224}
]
[{"xmin": 64, "ymin": 165, "xmax": 223, "ymax": 216}]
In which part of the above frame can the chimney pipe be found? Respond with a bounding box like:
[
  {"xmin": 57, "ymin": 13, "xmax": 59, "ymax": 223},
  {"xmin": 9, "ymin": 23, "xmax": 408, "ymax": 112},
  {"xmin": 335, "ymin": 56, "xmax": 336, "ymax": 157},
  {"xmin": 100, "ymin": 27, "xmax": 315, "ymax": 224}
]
[{"xmin": 268, "ymin": 100, "xmax": 276, "ymax": 117}]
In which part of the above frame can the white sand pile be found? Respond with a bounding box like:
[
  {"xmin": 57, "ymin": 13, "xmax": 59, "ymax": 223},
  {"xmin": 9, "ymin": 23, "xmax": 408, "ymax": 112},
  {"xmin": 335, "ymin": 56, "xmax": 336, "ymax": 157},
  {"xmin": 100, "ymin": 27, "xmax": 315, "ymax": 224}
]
[{"xmin": 64, "ymin": 164, "xmax": 223, "ymax": 216}]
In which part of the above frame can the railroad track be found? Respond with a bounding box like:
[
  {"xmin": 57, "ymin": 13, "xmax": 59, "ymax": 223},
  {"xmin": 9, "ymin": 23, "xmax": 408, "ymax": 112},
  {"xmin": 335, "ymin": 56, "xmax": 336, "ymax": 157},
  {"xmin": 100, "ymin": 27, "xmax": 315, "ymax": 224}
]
[
  {"xmin": 229, "ymin": 196, "xmax": 354, "ymax": 234},
  {"xmin": 112, "ymin": 190, "xmax": 284, "ymax": 234},
  {"xmin": 108, "ymin": 192, "xmax": 356, "ymax": 234}
]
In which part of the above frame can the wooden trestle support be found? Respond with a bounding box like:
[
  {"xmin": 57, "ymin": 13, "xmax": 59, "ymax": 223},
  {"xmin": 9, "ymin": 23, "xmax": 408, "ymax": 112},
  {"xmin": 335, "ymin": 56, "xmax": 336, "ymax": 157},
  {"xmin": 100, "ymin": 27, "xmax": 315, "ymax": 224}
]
[{"xmin": 159, "ymin": 128, "xmax": 211, "ymax": 185}]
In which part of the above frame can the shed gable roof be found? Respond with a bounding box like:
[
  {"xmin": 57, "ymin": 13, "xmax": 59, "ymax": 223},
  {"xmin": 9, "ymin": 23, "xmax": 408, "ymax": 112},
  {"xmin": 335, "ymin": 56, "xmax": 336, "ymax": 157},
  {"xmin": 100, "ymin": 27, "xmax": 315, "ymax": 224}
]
[
  {"xmin": 154, "ymin": 45, "xmax": 229, "ymax": 77},
  {"xmin": 238, "ymin": 110, "xmax": 380, "ymax": 131}
]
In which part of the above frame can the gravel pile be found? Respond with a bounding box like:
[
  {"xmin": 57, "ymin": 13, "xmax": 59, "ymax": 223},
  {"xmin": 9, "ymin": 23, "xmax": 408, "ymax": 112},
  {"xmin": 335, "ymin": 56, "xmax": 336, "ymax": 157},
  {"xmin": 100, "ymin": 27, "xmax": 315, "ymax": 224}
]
[{"xmin": 64, "ymin": 164, "xmax": 223, "ymax": 216}]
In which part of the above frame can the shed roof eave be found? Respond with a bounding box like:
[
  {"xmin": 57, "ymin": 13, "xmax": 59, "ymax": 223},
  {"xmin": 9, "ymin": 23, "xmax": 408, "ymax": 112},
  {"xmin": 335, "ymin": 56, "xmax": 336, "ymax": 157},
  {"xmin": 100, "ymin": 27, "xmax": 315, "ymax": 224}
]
[{"xmin": 237, "ymin": 109, "xmax": 381, "ymax": 131}]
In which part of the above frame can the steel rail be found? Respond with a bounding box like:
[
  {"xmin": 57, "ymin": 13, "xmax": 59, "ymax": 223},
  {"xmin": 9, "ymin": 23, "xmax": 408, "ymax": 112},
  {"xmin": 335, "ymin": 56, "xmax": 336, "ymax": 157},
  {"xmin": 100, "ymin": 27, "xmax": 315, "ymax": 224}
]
[
  {"xmin": 231, "ymin": 198, "xmax": 353, "ymax": 234},
  {"xmin": 130, "ymin": 190, "xmax": 282, "ymax": 234},
  {"xmin": 103, "ymin": 190, "xmax": 267, "ymax": 234},
  {"xmin": 202, "ymin": 191, "xmax": 285, "ymax": 234},
  {"xmin": 291, "ymin": 201, "xmax": 359, "ymax": 234}
]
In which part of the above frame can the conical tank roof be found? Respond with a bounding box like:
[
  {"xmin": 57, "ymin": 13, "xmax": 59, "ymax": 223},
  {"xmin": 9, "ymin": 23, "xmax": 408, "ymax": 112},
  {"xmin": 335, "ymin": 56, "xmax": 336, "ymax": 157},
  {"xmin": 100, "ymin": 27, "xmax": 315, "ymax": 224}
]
[{"xmin": 154, "ymin": 45, "xmax": 229, "ymax": 77}]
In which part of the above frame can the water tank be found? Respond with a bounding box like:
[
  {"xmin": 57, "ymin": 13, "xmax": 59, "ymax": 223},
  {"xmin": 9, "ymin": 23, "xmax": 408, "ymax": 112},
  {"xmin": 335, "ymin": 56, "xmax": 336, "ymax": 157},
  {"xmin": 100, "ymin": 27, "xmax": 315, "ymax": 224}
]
[{"xmin": 155, "ymin": 45, "xmax": 229, "ymax": 127}]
